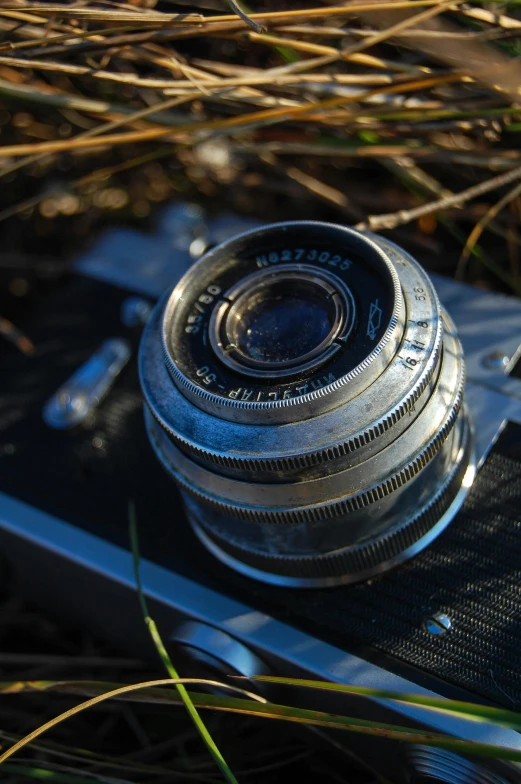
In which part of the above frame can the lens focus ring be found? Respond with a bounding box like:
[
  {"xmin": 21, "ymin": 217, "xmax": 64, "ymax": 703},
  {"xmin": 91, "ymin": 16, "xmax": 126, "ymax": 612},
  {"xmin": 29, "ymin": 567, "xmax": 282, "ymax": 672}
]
[
  {"xmin": 146, "ymin": 312, "xmax": 463, "ymax": 523},
  {"xmin": 188, "ymin": 429, "xmax": 471, "ymax": 585}
]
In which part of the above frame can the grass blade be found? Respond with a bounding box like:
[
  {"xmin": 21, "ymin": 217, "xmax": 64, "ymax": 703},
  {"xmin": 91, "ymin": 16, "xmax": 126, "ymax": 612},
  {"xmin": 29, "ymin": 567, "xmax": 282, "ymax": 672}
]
[
  {"xmin": 128, "ymin": 502, "xmax": 240, "ymax": 784},
  {"xmin": 0, "ymin": 678, "xmax": 263, "ymax": 765},
  {"xmin": 3, "ymin": 679, "xmax": 521, "ymax": 764},
  {"xmin": 249, "ymin": 676, "xmax": 521, "ymax": 732}
]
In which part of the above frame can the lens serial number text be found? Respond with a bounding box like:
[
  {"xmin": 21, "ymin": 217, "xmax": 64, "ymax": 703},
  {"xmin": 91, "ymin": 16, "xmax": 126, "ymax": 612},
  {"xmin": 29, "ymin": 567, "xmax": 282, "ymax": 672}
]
[{"xmin": 255, "ymin": 248, "xmax": 352, "ymax": 270}]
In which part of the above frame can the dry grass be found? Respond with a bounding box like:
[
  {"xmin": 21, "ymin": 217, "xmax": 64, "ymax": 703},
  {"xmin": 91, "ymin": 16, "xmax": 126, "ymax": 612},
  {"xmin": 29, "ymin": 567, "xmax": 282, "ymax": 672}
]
[{"xmin": 0, "ymin": 0, "xmax": 520, "ymax": 292}]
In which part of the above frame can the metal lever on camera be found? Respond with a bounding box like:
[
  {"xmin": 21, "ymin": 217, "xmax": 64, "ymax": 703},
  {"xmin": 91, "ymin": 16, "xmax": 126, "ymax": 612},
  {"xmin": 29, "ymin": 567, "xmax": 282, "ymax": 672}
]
[{"xmin": 42, "ymin": 338, "xmax": 131, "ymax": 429}]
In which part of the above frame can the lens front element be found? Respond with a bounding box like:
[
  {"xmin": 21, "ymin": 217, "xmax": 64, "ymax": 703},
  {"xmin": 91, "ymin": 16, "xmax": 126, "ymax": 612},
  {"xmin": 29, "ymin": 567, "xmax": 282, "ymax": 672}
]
[
  {"xmin": 210, "ymin": 266, "xmax": 355, "ymax": 379},
  {"xmin": 233, "ymin": 284, "xmax": 331, "ymax": 362},
  {"xmin": 140, "ymin": 222, "xmax": 475, "ymax": 588}
]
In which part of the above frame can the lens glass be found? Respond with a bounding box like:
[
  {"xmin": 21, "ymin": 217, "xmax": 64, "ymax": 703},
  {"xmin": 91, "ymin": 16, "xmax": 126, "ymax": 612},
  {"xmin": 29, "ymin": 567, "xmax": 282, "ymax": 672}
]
[{"xmin": 229, "ymin": 280, "xmax": 337, "ymax": 366}]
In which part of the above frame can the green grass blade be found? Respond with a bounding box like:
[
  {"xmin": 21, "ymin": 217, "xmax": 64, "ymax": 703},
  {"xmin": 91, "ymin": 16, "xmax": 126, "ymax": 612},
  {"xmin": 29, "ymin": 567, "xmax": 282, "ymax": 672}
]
[
  {"xmin": 128, "ymin": 502, "xmax": 240, "ymax": 784},
  {"xmin": 249, "ymin": 676, "xmax": 521, "ymax": 731},
  {"xmin": 3, "ymin": 679, "xmax": 521, "ymax": 765}
]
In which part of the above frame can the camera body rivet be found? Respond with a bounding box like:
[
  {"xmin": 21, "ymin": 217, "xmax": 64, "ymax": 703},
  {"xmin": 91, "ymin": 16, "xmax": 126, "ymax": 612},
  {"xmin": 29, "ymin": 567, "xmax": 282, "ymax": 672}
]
[
  {"xmin": 424, "ymin": 612, "xmax": 452, "ymax": 636},
  {"xmin": 482, "ymin": 350, "xmax": 509, "ymax": 370}
]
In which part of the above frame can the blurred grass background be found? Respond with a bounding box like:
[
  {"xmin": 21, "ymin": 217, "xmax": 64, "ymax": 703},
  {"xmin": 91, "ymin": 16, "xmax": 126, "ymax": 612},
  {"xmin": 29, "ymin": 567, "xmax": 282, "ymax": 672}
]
[
  {"xmin": 1, "ymin": 0, "xmax": 521, "ymax": 310},
  {"xmin": 2, "ymin": 0, "xmax": 521, "ymax": 780}
]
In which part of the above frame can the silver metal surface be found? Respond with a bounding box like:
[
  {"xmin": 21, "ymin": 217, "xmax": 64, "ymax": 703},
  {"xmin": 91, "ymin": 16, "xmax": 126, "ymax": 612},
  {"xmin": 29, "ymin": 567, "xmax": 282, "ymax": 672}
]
[
  {"xmin": 42, "ymin": 338, "xmax": 131, "ymax": 429},
  {"xmin": 423, "ymin": 612, "xmax": 453, "ymax": 636},
  {"xmin": 430, "ymin": 274, "xmax": 521, "ymax": 403},
  {"xmin": 406, "ymin": 746, "xmax": 512, "ymax": 783},
  {"xmin": 141, "ymin": 232, "xmax": 442, "ymax": 474},
  {"xmin": 171, "ymin": 620, "xmax": 270, "ymax": 682},
  {"xmin": 187, "ymin": 446, "xmax": 475, "ymax": 587},
  {"xmin": 147, "ymin": 320, "xmax": 463, "ymax": 518},
  {"xmin": 142, "ymin": 224, "xmax": 472, "ymax": 584},
  {"xmin": 188, "ymin": 438, "xmax": 476, "ymax": 588},
  {"xmin": 142, "ymin": 287, "xmax": 440, "ymax": 479}
]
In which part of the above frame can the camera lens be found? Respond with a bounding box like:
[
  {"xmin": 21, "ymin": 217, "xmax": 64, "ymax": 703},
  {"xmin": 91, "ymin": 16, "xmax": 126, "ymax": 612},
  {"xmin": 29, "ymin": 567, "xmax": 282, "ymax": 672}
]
[
  {"xmin": 221, "ymin": 275, "xmax": 337, "ymax": 366},
  {"xmin": 210, "ymin": 266, "xmax": 355, "ymax": 377},
  {"xmin": 232, "ymin": 283, "xmax": 332, "ymax": 362},
  {"xmin": 140, "ymin": 222, "xmax": 475, "ymax": 587}
]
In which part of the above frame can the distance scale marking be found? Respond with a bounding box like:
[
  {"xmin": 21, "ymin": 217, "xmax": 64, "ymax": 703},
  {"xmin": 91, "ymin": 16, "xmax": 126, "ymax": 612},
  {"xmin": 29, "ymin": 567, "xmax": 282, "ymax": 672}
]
[
  {"xmin": 398, "ymin": 293, "xmax": 432, "ymax": 372},
  {"xmin": 368, "ymin": 234, "xmax": 439, "ymax": 376}
]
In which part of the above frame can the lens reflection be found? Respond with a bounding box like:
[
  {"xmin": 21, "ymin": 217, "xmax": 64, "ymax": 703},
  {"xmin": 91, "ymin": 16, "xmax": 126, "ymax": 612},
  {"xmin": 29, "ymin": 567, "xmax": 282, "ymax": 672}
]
[{"xmin": 230, "ymin": 281, "xmax": 335, "ymax": 365}]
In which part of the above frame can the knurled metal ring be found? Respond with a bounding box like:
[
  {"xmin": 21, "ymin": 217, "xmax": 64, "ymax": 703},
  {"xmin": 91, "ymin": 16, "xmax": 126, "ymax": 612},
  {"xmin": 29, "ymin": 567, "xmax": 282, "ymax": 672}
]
[
  {"xmin": 150, "ymin": 340, "xmax": 441, "ymax": 474},
  {"xmin": 152, "ymin": 372, "xmax": 463, "ymax": 525},
  {"xmin": 190, "ymin": 420, "xmax": 474, "ymax": 586}
]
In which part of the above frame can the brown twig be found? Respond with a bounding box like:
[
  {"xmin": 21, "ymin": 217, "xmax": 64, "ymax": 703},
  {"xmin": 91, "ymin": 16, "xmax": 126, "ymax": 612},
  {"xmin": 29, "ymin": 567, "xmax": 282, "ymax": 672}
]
[
  {"xmin": 340, "ymin": 0, "xmax": 459, "ymax": 58},
  {"xmin": 356, "ymin": 165, "xmax": 521, "ymax": 232},
  {"xmin": 0, "ymin": 71, "xmax": 465, "ymax": 158}
]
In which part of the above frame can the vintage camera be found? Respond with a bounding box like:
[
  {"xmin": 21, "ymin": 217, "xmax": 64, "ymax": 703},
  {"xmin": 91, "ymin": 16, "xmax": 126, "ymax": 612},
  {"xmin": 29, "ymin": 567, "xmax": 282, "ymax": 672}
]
[{"xmin": 1, "ymin": 204, "xmax": 521, "ymax": 783}]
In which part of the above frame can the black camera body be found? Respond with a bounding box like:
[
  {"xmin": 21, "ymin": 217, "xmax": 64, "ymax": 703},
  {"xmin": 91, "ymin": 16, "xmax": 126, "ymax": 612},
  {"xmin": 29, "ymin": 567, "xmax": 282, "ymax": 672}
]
[{"xmin": 2, "ymin": 204, "xmax": 521, "ymax": 783}]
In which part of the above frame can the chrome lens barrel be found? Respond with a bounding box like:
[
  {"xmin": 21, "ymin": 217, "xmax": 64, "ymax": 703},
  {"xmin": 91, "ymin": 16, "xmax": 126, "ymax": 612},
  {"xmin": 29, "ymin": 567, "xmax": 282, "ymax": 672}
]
[{"xmin": 140, "ymin": 222, "xmax": 475, "ymax": 587}]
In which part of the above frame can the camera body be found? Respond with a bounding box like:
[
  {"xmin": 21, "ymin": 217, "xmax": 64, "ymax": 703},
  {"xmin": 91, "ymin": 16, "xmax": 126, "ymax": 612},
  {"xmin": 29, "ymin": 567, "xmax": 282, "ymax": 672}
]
[{"xmin": 1, "ymin": 204, "xmax": 521, "ymax": 783}]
